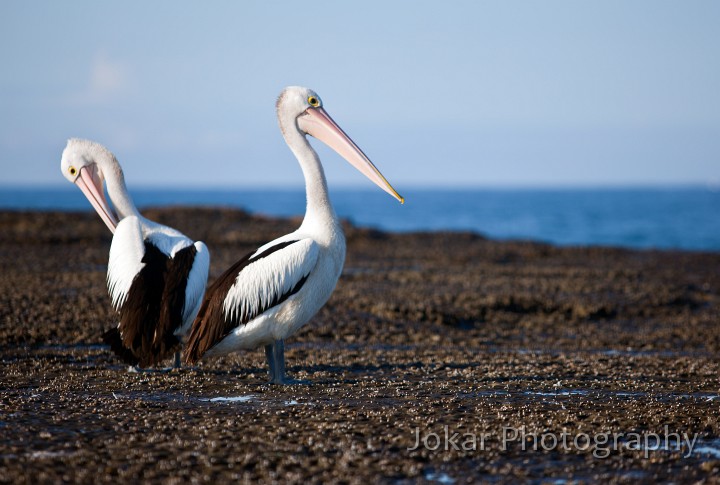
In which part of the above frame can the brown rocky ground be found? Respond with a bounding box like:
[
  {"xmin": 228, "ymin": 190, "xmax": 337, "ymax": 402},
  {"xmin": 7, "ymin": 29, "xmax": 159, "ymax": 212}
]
[{"xmin": 1, "ymin": 208, "xmax": 719, "ymax": 484}]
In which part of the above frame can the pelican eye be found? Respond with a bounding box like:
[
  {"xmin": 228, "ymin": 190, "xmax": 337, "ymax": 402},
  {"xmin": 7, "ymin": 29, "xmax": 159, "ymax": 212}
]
[
  {"xmin": 68, "ymin": 166, "xmax": 78, "ymax": 177},
  {"xmin": 308, "ymin": 96, "xmax": 320, "ymax": 107}
]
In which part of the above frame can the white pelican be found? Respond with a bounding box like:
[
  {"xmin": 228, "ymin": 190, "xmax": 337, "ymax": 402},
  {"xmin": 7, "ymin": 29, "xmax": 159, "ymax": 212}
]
[
  {"xmin": 184, "ymin": 86, "xmax": 403, "ymax": 384},
  {"xmin": 60, "ymin": 139, "xmax": 210, "ymax": 368}
]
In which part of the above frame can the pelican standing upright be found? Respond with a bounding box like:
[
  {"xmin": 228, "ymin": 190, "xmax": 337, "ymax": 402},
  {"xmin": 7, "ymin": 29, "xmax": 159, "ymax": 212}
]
[{"xmin": 184, "ymin": 86, "xmax": 403, "ymax": 384}]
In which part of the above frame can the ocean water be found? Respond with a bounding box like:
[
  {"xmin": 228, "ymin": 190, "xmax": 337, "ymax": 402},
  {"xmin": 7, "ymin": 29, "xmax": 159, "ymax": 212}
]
[{"xmin": 1, "ymin": 186, "xmax": 718, "ymax": 252}]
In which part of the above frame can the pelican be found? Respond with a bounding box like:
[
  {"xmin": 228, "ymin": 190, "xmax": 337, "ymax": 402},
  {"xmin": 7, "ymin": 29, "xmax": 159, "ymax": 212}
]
[
  {"xmin": 184, "ymin": 86, "xmax": 403, "ymax": 384},
  {"xmin": 60, "ymin": 139, "xmax": 210, "ymax": 368}
]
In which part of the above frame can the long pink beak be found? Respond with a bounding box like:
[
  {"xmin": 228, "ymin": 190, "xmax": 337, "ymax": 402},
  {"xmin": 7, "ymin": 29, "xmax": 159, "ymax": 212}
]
[
  {"xmin": 75, "ymin": 166, "xmax": 118, "ymax": 233},
  {"xmin": 298, "ymin": 107, "xmax": 404, "ymax": 204}
]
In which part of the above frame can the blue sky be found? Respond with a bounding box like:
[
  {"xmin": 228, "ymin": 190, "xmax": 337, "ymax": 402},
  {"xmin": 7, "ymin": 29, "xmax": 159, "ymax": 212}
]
[{"xmin": 1, "ymin": 1, "xmax": 718, "ymax": 188}]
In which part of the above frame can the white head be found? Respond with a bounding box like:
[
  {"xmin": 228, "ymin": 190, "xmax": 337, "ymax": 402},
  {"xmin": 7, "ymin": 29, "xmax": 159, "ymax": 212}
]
[
  {"xmin": 60, "ymin": 138, "xmax": 119, "ymax": 232},
  {"xmin": 276, "ymin": 86, "xmax": 404, "ymax": 204}
]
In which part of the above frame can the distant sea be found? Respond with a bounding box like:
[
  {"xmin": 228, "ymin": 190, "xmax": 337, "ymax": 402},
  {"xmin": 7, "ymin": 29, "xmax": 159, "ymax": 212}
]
[{"xmin": 1, "ymin": 186, "xmax": 719, "ymax": 252}]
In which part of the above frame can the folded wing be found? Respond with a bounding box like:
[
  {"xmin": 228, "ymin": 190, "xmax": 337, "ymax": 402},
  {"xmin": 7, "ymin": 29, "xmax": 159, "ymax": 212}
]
[{"xmin": 184, "ymin": 238, "xmax": 318, "ymax": 364}]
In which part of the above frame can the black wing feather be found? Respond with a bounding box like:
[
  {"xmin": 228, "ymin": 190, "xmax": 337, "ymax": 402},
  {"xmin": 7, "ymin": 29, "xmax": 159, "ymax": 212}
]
[
  {"xmin": 184, "ymin": 240, "xmax": 308, "ymax": 364},
  {"xmin": 102, "ymin": 242, "xmax": 197, "ymax": 367}
]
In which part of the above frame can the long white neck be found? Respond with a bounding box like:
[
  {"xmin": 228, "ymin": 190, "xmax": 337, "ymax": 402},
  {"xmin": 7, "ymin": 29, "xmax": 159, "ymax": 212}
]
[
  {"xmin": 280, "ymin": 117, "xmax": 338, "ymax": 233},
  {"xmin": 95, "ymin": 147, "xmax": 141, "ymax": 220}
]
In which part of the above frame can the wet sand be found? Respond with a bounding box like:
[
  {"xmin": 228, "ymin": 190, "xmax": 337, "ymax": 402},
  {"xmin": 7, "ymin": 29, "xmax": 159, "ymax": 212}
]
[{"xmin": 1, "ymin": 208, "xmax": 719, "ymax": 483}]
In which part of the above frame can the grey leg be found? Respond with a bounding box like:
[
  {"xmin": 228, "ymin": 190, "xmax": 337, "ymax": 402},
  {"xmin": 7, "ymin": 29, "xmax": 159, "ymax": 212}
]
[
  {"xmin": 271, "ymin": 339, "xmax": 286, "ymax": 384},
  {"xmin": 265, "ymin": 339, "xmax": 309, "ymax": 385},
  {"xmin": 173, "ymin": 351, "xmax": 182, "ymax": 369},
  {"xmin": 265, "ymin": 344, "xmax": 276, "ymax": 382}
]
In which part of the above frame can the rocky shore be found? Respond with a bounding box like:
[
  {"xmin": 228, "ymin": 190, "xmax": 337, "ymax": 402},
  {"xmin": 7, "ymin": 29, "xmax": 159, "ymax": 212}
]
[{"xmin": 1, "ymin": 208, "xmax": 719, "ymax": 483}]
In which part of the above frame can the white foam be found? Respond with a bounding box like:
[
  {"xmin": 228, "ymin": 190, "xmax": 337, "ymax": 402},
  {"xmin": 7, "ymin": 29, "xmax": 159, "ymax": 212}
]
[
  {"xmin": 208, "ymin": 395, "xmax": 255, "ymax": 403},
  {"xmin": 30, "ymin": 450, "xmax": 75, "ymax": 459},
  {"xmin": 694, "ymin": 444, "xmax": 720, "ymax": 459},
  {"xmin": 425, "ymin": 472, "xmax": 455, "ymax": 484}
]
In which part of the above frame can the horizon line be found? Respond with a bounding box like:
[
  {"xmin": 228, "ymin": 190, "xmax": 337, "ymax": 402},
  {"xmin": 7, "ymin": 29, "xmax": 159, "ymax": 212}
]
[{"xmin": 1, "ymin": 182, "xmax": 719, "ymax": 192}]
